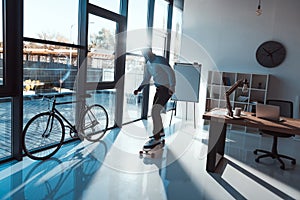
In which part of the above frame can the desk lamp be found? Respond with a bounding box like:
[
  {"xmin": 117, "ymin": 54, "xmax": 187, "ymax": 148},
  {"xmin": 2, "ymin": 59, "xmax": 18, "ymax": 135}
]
[{"xmin": 225, "ymin": 79, "xmax": 248, "ymax": 117}]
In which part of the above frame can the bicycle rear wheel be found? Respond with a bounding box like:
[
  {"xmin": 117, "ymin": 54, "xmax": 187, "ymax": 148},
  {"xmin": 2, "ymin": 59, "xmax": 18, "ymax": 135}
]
[
  {"xmin": 22, "ymin": 112, "xmax": 65, "ymax": 160},
  {"xmin": 80, "ymin": 104, "xmax": 108, "ymax": 142}
]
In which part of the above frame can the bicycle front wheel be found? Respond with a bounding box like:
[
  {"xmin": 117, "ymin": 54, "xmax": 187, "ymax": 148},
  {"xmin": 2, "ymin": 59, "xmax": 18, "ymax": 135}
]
[
  {"xmin": 22, "ymin": 112, "xmax": 65, "ymax": 160},
  {"xmin": 80, "ymin": 104, "xmax": 108, "ymax": 142}
]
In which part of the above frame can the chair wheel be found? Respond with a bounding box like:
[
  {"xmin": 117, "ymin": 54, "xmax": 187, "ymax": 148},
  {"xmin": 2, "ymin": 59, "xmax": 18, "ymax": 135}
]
[
  {"xmin": 291, "ymin": 160, "xmax": 296, "ymax": 165},
  {"xmin": 255, "ymin": 158, "xmax": 259, "ymax": 163},
  {"xmin": 253, "ymin": 150, "xmax": 258, "ymax": 155},
  {"xmin": 280, "ymin": 165, "xmax": 285, "ymax": 170}
]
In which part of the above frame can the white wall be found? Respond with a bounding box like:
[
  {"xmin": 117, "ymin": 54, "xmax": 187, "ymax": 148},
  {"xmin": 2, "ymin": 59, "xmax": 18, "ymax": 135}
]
[{"xmin": 180, "ymin": 0, "xmax": 300, "ymax": 118}]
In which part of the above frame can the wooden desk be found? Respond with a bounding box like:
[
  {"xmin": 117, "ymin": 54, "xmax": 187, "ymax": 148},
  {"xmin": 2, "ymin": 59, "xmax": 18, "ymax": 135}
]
[{"xmin": 202, "ymin": 108, "xmax": 300, "ymax": 172}]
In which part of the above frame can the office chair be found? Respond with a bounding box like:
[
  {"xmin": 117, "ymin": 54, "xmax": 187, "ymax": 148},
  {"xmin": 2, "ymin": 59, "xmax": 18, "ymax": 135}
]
[{"xmin": 254, "ymin": 99, "xmax": 296, "ymax": 170}]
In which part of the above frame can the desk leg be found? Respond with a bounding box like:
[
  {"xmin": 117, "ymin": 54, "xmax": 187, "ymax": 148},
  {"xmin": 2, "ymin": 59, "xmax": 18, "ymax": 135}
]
[{"xmin": 206, "ymin": 120, "xmax": 227, "ymax": 172}]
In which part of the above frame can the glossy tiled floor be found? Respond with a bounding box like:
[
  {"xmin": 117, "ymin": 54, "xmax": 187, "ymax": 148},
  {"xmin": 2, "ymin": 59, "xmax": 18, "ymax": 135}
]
[{"xmin": 1, "ymin": 114, "xmax": 300, "ymax": 200}]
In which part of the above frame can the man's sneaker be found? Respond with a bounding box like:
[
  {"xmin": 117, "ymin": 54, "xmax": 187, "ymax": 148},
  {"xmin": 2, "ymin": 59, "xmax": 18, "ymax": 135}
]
[
  {"xmin": 143, "ymin": 138, "xmax": 162, "ymax": 149},
  {"xmin": 149, "ymin": 132, "xmax": 165, "ymax": 139}
]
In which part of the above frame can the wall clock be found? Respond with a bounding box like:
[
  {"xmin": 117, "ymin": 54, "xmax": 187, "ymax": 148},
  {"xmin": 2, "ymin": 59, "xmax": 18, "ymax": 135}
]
[{"xmin": 256, "ymin": 41, "xmax": 286, "ymax": 68}]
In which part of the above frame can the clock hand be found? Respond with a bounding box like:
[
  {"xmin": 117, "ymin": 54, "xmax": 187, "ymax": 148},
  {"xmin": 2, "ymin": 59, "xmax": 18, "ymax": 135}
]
[
  {"xmin": 270, "ymin": 46, "xmax": 283, "ymax": 54},
  {"xmin": 262, "ymin": 47, "xmax": 271, "ymax": 56}
]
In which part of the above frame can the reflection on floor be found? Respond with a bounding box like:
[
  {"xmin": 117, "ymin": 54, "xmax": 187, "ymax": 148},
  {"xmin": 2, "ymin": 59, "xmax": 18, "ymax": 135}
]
[{"xmin": 1, "ymin": 115, "xmax": 300, "ymax": 200}]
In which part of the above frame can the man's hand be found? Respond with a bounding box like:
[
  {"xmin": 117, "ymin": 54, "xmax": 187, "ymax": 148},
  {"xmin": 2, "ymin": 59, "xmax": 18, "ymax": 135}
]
[{"xmin": 133, "ymin": 89, "xmax": 140, "ymax": 95}]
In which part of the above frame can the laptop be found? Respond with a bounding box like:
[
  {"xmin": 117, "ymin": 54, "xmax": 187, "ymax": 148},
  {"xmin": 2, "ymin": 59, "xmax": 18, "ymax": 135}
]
[{"xmin": 256, "ymin": 103, "xmax": 281, "ymax": 122}]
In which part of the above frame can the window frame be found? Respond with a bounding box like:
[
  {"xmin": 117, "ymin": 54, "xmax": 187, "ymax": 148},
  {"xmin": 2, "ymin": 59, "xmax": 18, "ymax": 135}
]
[{"xmin": 0, "ymin": 0, "xmax": 184, "ymax": 163}]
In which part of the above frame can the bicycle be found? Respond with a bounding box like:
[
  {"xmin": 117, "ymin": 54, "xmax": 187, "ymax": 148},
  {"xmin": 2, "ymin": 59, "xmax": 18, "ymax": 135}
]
[{"xmin": 22, "ymin": 93, "xmax": 109, "ymax": 160}]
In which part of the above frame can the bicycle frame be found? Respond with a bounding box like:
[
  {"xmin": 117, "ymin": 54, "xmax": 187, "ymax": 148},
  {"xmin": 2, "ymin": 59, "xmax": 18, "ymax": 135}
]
[{"xmin": 46, "ymin": 97, "xmax": 87, "ymax": 135}]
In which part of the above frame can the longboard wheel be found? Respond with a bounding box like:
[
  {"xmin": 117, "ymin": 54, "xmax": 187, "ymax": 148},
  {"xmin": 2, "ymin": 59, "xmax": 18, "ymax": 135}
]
[{"xmin": 139, "ymin": 152, "xmax": 143, "ymax": 158}]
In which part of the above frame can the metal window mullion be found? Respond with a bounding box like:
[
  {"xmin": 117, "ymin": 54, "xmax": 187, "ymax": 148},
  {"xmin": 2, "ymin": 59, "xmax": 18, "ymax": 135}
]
[
  {"xmin": 4, "ymin": 0, "xmax": 24, "ymax": 161},
  {"xmin": 77, "ymin": 0, "xmax": 88, "ymax": 126},
  {"xmin": 165, "ymin": 1, "xmax": 173, "ymax": 61}
]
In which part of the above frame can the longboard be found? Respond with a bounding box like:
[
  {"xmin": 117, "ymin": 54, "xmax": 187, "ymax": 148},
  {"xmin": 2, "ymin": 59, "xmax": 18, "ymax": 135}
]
[{"xmin": 139, "ymin": 139, "xmax": 165, "ymax": 158}]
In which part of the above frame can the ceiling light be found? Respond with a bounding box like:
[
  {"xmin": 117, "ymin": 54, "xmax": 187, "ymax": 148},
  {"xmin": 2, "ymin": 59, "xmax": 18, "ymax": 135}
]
[{"xmin": 256, "ymin": 0, "xmax": 262, "ymax": 16}]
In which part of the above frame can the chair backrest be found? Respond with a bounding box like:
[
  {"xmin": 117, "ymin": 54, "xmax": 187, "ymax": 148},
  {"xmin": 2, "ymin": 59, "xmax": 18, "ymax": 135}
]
[{"xmin": 266, "ymin": 99, "xmax": 293, "ymax": 118}]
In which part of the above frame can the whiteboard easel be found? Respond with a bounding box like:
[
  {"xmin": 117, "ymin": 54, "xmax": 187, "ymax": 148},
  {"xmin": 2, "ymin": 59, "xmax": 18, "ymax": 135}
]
[{"xmin": 169, "ymin": 62, "xmax": 201, "ymax": 128}]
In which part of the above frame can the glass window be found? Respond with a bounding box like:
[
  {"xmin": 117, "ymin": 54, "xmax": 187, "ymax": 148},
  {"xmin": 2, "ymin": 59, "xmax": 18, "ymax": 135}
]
[
  {"xmin": 90, "ymin": 89, "xmax": 116, "ymax": 128},
  {"xmin": 127, "ymin": 0, "xmax": 147, "ymax": 31},
  {"xmin": 126, "ymin": 0, "xmax": 148, "ymax": 53},
  {"xmin": 24, "ymin": 0, "xmax": 79, "ymax": 44},
  {"xmin": 23, "ymin": 0, "xmax": 83, "ymax": 151},
  {"xmin": 23, "ymin": 42, "xmax": 79, "ymax": 140},
  {"xmin": 123, "ymin": 0, "xmax": 148, "ymax": 123},
  {"xmin": 89, "ymin": 0, "xmax": 120, "ymax": 14},
  {"xmin": 148, "ymin": 0, "xmax": 170, "ymax": 117},
  {"xmin": 153, "ymin": 0, "xmax": 168, "ymax": 31},
  {"xmin": 170, "ymin": 6, "xmax": 183, "ymax": 67},
  {"xmin": 0, "ymin": 0, "xmax": 3, "ymax": 86},
  {"xmin": 0, "ymin": 98, "xmax": 11, "ymax": 160},
  {"xmin": 87, "ymin": 14, "xmax": 116, "ymax": 82},
  {"xmin": 23, "ymin": 43, "xmax": 78, "ymax": 95},
  {"xmin": 152, "ymin": 0, "xmax": 169, "ymax": 56},
  {"xmin": 123, "ymin": 54, "xmax": 144, "ymax": 123}
]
